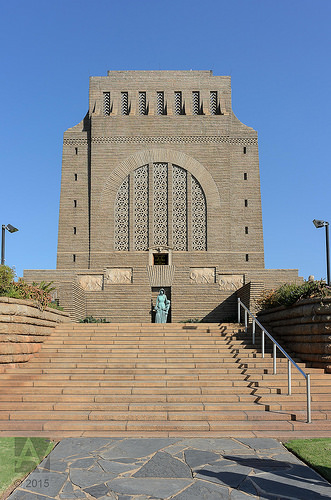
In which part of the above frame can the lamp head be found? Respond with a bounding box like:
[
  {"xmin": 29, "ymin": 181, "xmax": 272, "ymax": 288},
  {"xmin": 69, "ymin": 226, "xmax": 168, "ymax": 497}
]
[
  {"xmin": 313, "ymin": 219, "xmax": 327, "ymax": 229},
  {"xmin": 6, "ymin": 224, "xmax": 18, "ymax": 233}
]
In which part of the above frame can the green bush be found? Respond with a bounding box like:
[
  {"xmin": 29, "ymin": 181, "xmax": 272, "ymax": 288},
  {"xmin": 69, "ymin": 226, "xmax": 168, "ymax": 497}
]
[
  {"xmin": 79, "ymin": 316, "xmax": 110, "ymax": 323},
  {"xmin": 0, "ymin": 265, "xmax": 16, "ymax": 294},
  {"xmin": 257, "ymin": 280, "xmax": 331, "ymax": 311},
  {"xmin": 0, "ymin": 265, "xmax": 55, "ymax": 310}
]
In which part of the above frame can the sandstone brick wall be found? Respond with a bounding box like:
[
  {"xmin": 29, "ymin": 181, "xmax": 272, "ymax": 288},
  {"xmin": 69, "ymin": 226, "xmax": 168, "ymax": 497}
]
[
  {"xmin": 258, "ymin": 298, "xmax": 331, "ymax": 373},
  {"xmin": 0, "ymin": 297, "xmax": 70, "ymax": 368}
]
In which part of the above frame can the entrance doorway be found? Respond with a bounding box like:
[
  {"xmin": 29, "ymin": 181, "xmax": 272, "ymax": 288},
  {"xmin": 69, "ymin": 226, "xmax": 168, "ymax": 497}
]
[{"xmin": 151, "ymin": 287, "xmax": 171, "ymax": 323}]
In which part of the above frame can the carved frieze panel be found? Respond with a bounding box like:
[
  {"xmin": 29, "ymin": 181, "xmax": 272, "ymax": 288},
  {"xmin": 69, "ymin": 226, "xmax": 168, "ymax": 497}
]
[
  {"xmin": 219, "ymin": 274, "xmax": 244, "ymax": 291},
  {"xmin": 65, "ymin": 136, "xmax": 258, "ymax": 146},
  {"xmin": 105, "ymin": 268, "xmax": 132, "ymax": 284},
  {"xmin": 190, "ymin": 268, "xmax": 215, "ymax": 284},
  {"xmin": 147, "ymin": 265, "xmax": 175, "ymax": 287},
  {"xmin": 78, "ymin": 275, "xmax": 104, "ymax": 291}
]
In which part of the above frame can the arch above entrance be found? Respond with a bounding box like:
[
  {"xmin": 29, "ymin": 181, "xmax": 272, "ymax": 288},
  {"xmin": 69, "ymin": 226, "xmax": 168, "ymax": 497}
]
[{"xmin": 99, "ymin": 148, "xmax": 221, "ymax": 211}]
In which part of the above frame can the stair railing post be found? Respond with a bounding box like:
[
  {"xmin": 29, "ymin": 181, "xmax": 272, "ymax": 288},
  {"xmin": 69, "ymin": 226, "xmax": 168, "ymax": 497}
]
[
  {"xmin": 252, "ymin": 320, "xmax": 255, "ymax": 345},
  {"xmin": 237, "ymin": 298, "xmax": 241, "ymax": 324},
  {"xmin": 273, "ymin": 343, "xmax": 277, "ymax": 375},
  {"xmin": 288, "ymin": 359, "xmax": 292, "ymax": 395},
  {"xmin": 245, "ymin": 309, "xmax": 248, "ymax": 333},
  {"xmin": 306, "ymin": 374, "xmax": 312, "ymax": 423},
  {"xmin": 262, "ymin": 330, "xmax": 265, "ymax": 358}
]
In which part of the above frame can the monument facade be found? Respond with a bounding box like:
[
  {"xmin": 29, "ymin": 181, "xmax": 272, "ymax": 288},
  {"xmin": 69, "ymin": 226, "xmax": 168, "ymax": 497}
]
[{"xmin": 24, "ymin": 71, "xmax": 300, "ymax": 321}]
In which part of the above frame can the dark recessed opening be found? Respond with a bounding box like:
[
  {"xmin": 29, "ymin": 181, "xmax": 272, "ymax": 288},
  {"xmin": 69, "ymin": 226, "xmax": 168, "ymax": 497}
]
[
  {"xmin": 73, "ymin": 254, "xmax": 76, "ymax": 262},
  {"xmin": 245, "ymin": 226, "xmax": 248, "ymax": 234},
  {"xmin": 153, "ymin": 253, "xmax": 169, "ymax": 265},
  {"xmin": 244, "ymin": 173, "xmax": 248, "ymax": 180},
  {"xmin": 74, "ymin": 200, "xmax": 77, "ymax": 207},
  {"xmin": 73, "ymin": 227, "xmax": 77, "ymax": 235},
  {"xmin": 245, "ymin": 199, "xmax": 248, "ymax": 207},
  {"xmin": 243, "ymin": 147, "xmax": 247, "ymax": 154},
  {"xmin": 74, "ymin": 173, "xmax": 78, "ymax": 181},
  {"xmin": 246, "ymin": 254, "xmax": 249, "ymax": 262},
  {"xmin": 75, "ymin": 147, "xmax": 78, "ymax": 155}
]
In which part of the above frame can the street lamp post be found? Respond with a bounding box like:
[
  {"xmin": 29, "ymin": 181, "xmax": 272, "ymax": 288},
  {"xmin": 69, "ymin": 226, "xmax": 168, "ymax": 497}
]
[
  {"xmin": 1, "ymin": 224, "xmax": 19, "ymax": 266},
  {"xmin": 313, "ymin": 219, "xmax": 330, "ymax": 286}
]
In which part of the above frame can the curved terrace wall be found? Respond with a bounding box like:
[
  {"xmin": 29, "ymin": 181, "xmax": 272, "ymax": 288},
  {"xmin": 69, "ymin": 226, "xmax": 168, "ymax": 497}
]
[
  {"xmin": 0, "ymin": 297, "xmax": 70, "ymax": 368},
  {"xmin": 258, "ymin": 298, "xmax": 331, "ymax": 373}
]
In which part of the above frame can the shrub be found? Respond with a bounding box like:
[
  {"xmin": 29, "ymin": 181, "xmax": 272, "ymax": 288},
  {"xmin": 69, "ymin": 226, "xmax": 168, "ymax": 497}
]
[
  {"xmin": 257, "ymin": 280, "xmax": 331, "ymax": 311},
  {"xmin": 0, "ymin": 265, "xmax": 16, "ymax": 294},
  {"xmin": 0, "ymin": 266, "xmax": 55, "ymax": 310},
  {"xmin": 79, "ymin": 316, "xmax": 110, "ymax": 323}
]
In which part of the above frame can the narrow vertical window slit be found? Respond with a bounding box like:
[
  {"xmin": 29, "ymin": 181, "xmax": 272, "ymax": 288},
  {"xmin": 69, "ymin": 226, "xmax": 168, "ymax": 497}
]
[
  {"xmin": 121, "ymin": 92, "xmax": 129, "ymax": 115},
  {"xmin": 103, "ymin": 92, "xmax": 110, "ymax": 115},
  {"xmin": 139, "ymin": 92, "xmax": 147, "ymax": 115},
  {"xmin": 210, "ymin": 91, "xmax": 217, "ymax": 115},
  {"xmin": 174, "ymin": 92, "xmax": 182, "ymax": 115},
  {"xmin": 157, "ymin": 92, "xmax": 165, "ymax": 115},
  {"xmin": 192, "ymin": 91, "xmax": 200, "ymax": 115}
]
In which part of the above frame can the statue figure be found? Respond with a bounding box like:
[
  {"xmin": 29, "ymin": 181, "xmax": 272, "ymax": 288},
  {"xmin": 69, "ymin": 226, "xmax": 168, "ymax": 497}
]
[{"xmin": 154, "ymin": 288, "xmax": 170, "ymax": 323}]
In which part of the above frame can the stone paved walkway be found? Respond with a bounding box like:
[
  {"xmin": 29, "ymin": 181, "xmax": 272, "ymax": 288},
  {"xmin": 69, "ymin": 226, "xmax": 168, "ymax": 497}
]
[{"xmin": 7, "ymin": 438, "xmax": 331, "ymax": 499}]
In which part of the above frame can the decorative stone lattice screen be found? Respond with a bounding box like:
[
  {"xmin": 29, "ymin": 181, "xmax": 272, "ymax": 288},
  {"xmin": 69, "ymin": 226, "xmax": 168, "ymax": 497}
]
[{"xmin": 114, "ymin": 163, "xmax": 207, "ymax": 251}]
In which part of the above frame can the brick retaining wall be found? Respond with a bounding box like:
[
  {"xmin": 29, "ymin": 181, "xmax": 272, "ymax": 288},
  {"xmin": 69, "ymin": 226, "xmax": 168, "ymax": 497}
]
[
  {"xmin": 0, "ymin": 297, "xmax": 70, "ymax": 369},
  {"xmin": 258, "ymin": 298, "xmax": 331, "ymax": 373}
]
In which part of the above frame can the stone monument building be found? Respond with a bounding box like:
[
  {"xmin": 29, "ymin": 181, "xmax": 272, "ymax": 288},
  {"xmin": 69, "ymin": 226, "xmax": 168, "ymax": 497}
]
[{"xmin": 24, "ymin": 70, "xmax": 300, "ymax": 321}]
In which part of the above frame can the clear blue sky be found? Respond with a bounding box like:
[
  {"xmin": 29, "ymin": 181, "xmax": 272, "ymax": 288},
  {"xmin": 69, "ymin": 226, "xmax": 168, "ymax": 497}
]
[{"xmin": 1, "ymin": 0, "xmax": 330, "ymax": 282}]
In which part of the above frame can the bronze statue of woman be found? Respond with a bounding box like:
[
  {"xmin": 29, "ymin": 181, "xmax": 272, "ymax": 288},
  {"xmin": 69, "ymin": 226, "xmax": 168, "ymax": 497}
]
[{"xmin": 154, "ymin": 289, "xmax": 170, "ymax": 323}]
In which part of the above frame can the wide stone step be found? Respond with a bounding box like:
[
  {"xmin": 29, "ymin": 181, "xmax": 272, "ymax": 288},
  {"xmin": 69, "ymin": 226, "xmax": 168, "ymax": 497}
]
[
  {"xmin": 0, "ymin": 393, "xmax": 258, "ymax": 404},
  {"xmin": 0, "ymin": 401, "xmax": 267, "ymax": 412},
  {"xmin": 34, "ymin": 348, "xmax": 234, "ymax": 355},
  {"xmin": 26, "ymin": 361, "xmax": 240, "ymax": 369},
  {"xmin": 54, "ymin": 322, "xmax": 240, "ymax": 329},
  {"xmin": 13, "ymin": 365, "xmax": 244, "ymax": 375},
  {"xmin": 1, "ymin": 409, "xmax": 292, "ymax": 422},
  {"xmin": 0, "ymin": 377, "xmax": 251, "ymax": 388},
  {"xmin": 42, "ymin": 353, "xmax": 236, "ymax": 359},
  {"xmin": 0, "ymin": 418, "xmax": 297, "ymax": 433},
  {"xmin": 7, "ymin": 359, "xmax": 246, "ymax": 368}
]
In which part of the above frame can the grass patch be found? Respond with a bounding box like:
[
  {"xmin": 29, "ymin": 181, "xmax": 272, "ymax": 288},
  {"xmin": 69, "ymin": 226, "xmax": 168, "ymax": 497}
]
[
  {"xmin": 0, "ymin": 437, "xmax": 55, "ymax": 498},
  {"xmin": 285, "ymin": 438, "xmax": 331, "ymax": 483}
]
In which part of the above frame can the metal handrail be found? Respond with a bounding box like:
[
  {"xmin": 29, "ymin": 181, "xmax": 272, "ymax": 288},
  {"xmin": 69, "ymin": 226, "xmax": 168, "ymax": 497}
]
[{"xmin": 237, "ymin": 298, "xmax": 311, "ymax": 423}]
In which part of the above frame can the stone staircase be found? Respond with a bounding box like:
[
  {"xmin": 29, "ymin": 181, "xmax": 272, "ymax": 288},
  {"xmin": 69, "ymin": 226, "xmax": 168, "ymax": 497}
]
[{"xmin": 0, "ymin": 322, "xmax": 331, "ymax": 439}]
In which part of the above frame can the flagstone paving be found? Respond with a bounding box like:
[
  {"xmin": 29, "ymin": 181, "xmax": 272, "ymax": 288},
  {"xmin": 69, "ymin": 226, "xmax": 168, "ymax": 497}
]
[{"xmin": 7, "ymin": 437, "xmax": 331, "ymax": 499}]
